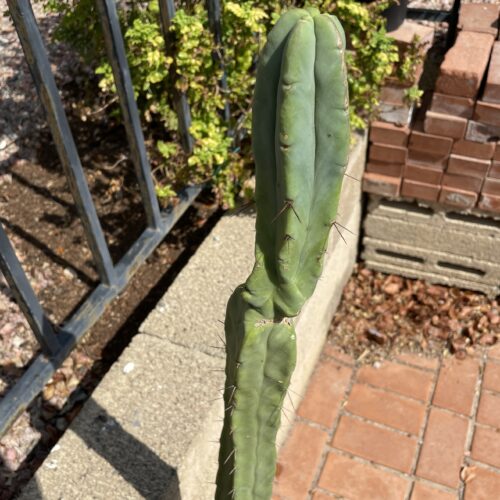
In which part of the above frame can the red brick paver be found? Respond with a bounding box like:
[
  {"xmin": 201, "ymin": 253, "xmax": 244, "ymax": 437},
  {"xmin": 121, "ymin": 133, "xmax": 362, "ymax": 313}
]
[
  {"xmin": 357, "ymin": 360, "xmax": 433, "ymax": 401},
  {"xmin": 432, "ymin": 356, "xmax": 480, "ymax": 415},
  {"xmin": 395, "ymin": 352, "xmax": 439, "ymax": 371},
  {"xmin": 464, "ymin": 465, "xmax": 500, "ymax": 500},
  {"xmin": 483, "ymin": 361, "xmax": 500, "ymax": 392},
  {"xmin": 318, "ymin": 452, "xmax": 409, "ymax": 500},
  {"xmin": 322, "ymin": 342, "xmax": 355, "ymax": 365},
  {"xmin": 346, "ymin": 383, "xmax": 426, "ymax": 435},
  {"xmin": 310, "ymin": 491, "xmax": 332, "ymax": 500},
  {"xmin": 477, "ymin": 391, "xmax": 500, "ymax": 428},
  {"xmin": 411, "ymin": 482, "xmax": 456, "ymax": 500},
  {"xmin": 274, "ymin": 343, "xmax": 500, "ymax": 499},
  {"xmin": 416, "ymin": 408, "xmax": 468, "ymax": 488},
  {"xmin": 332, "ymin": 415, "xmax": 417, "ymax": 473},
  {"xmin": 274, "ymin": 422, "xmax": 328, "ymax": 499},
  {"xmin": 489, "ymin": 343, "xmax": 500, "ymax": 361},
  {"xmin": 471, "ymin": 426, "xmax": 500, "ymax": 469},
  {"xmin": 297, "ymin": 359, "xmax": 352, "ymax": 427}
]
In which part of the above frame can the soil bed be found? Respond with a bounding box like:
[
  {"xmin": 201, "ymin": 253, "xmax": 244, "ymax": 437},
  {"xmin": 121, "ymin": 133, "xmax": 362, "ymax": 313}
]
[{"xmin": 329, "ymin": 264, "xmax": 500, "ymax": 365}]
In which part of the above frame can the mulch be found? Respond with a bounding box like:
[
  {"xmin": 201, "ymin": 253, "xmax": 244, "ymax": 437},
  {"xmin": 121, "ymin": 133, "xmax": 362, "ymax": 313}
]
[{"xmin": 329, "ymin": 264, "xmax": 500, "ymax": 365}]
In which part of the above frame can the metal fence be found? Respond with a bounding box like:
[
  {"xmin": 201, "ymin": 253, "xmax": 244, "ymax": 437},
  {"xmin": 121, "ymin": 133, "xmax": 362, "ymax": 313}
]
[{"xmin": 0, "ymin": 0, "xmax": 225, "ymax": 437}]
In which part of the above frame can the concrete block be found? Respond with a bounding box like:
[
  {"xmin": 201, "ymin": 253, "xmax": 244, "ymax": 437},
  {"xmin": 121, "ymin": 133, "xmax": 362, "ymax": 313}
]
[
  {"xmin": 364, "ymin": 209, "xmax": 498, "ymax": 264},
  {"xmin": 367, "ymin": 195, "xmax": 500, "ymax": 229},
  {"xmin": 364, "ymin": 259, "xmax": 498, "ymax": 297},
  {"xmin": 363, "ymin": 196, "xmax": 500, "ymax": 297},
  {"xmin": 362, "ymin": 237, "xmax": 500, "ymax": 296}
]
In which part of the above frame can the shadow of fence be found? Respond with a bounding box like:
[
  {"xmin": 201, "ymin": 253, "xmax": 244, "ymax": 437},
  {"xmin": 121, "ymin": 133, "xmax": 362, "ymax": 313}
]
[{"xmin": 19, "ymin": 398, "xmax": 179, "ymax": 500}]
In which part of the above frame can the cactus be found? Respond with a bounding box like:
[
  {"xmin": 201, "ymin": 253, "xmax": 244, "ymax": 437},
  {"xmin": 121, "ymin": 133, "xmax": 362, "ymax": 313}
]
[{"xmin": 215, "ymin": 8, "xmax": 349, "ymax": 500}]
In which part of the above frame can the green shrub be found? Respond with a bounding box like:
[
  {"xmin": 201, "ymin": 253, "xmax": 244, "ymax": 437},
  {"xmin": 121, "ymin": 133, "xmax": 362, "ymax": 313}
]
[{"xmin": 36, "ymin": 0, "xmax": 412, "ymax": 208}]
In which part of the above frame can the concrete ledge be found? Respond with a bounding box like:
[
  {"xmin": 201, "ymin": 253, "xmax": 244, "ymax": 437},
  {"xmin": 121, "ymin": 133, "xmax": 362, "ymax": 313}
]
[{"xmin": 20, "ymin": 132, "xmax": 366, "ymax": 500}]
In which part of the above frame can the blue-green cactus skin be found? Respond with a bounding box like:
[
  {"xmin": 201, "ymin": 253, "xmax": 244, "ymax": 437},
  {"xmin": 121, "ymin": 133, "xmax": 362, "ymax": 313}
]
[{"xmin": 215, "ymin": 8, "xmax": 349, "ymax": 500}]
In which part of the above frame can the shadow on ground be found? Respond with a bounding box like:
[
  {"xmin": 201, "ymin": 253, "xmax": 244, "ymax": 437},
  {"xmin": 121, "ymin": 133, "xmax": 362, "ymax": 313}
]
[{"xmin": 20, "ymin": 398, "xmax": 180, "ymax": 500}]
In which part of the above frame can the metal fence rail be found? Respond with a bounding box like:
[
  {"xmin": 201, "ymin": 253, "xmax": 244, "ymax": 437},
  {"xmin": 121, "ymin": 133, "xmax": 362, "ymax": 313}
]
[{"xmin": 0, "ymin": 0, "xmax": 225, "ymax": 437}]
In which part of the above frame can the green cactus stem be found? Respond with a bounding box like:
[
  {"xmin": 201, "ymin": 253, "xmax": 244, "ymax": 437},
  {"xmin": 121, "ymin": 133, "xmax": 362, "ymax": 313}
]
[{"xmin": 215, "ymin": 8, "xmax": 349, "ymax": 500}]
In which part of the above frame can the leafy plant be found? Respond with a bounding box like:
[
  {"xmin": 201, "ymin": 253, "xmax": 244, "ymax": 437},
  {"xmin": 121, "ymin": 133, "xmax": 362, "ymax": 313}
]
[
  {"xmin": 37, "ymin": 0, "xmax": 409, "ymax": 207},
  {"xmin": 404, "ymin": 84, "xmax": 424, "ymax": 106},
  {"xmin": 216, "ymin": 8, "xmax": 350, "ymax": 499}
]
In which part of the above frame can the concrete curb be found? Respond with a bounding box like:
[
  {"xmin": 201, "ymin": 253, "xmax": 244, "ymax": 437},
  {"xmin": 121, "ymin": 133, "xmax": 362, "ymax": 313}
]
[{"xmin": 19, "ymin": 132, "xmax": 366, "ymax": 500}]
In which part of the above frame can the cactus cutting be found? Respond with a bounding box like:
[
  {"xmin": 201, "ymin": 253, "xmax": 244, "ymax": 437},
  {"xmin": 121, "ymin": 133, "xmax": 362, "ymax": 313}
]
[{"xmin": 215, "ymin": 7, "xmax": 350, "ymax": 500}]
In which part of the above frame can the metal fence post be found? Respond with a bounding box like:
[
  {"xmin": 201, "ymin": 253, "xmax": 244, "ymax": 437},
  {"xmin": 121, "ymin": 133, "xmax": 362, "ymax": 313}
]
[
  {"xmin": 95, "ymin": 0, "xmax": 163, "ymax": 231},
  {"xmin": 0, "ymin": 224, "xmax": 60, "ymax": 356},
  {"xmin": 158, "ymin": 0, "xmax": 195, "ymax": 154},
  {"xmin": 7, "ymin": 0, "xmax": 117, "ymax": 286}
]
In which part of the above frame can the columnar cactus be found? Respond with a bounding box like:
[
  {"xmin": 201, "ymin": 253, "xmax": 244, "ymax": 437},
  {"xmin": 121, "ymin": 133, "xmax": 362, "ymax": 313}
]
[{"xmin": 215, "ymin": 7, "xmax": 349, "ymax": 500}]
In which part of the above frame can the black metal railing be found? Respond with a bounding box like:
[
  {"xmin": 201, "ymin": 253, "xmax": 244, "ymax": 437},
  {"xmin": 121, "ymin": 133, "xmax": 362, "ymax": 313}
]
[{"xmin": 0, "ymin": 0, "xmax": 226, "ymax": 437}]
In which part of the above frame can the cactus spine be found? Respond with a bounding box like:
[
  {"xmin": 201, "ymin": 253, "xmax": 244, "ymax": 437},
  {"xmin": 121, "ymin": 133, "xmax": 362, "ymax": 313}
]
[{"xmin": 215, "ymin": 8, "xmax": 349, "ymax": 500}]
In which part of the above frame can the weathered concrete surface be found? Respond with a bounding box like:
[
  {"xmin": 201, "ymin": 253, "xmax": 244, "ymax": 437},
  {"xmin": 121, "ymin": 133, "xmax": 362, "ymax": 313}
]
[
  {"xmin": 139, "ymin": 213, "xmax": 256, "ymax": 360},
  {"xmin": 20, "ymin": 133, "xmax": 366, "ymax": 500},
  {"xmin": 20, "ymin": 337, "xmax": 225, "ymax": 500}
]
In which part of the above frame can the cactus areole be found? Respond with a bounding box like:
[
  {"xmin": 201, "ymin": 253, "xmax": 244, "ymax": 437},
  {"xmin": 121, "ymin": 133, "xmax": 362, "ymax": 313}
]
[{"xmin": 215, "ymin": 8, "xmax": 350, "ymax": 500}]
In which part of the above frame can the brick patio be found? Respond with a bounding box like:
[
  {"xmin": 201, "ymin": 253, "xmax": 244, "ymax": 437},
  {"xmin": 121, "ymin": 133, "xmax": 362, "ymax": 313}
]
[{"xmin": 273, "ymin": 342, "xmax": 500, "ymax": 499}]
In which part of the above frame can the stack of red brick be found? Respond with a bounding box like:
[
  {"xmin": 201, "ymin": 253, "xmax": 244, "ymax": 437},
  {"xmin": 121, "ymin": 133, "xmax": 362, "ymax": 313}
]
[{"xmin": 363, "ymin": 2, "xmax": 500, "ymax": 213}]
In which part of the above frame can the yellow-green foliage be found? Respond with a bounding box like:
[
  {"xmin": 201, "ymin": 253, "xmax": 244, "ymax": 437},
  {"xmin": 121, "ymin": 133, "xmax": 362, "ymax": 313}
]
[{"xmin": 39, "ymin": 0, "xmax": 411, "ymax": 208}]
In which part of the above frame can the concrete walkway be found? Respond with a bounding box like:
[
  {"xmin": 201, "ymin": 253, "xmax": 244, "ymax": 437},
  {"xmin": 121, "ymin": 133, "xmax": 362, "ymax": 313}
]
[{"xmin": 274, "ymin": 342, "xmax": 500, "ymax": 500}]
